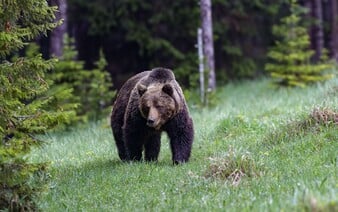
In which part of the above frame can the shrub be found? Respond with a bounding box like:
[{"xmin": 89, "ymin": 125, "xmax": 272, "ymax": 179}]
[
  {"xmin": 49, "ymin": 35, "xmax": 116, "ymax": 122},
  {"xmin": 204, "ymin": 149, "xmax": 263, "ymax": 186}
]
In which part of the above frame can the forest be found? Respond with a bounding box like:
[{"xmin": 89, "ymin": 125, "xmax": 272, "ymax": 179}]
[
  {"xmin": 45, "ymin": 0, "xmax": 338, "ymax": 88},
  {"xmin": 0, "ymin": 0, "xmax": 337, "ymax": 211}
]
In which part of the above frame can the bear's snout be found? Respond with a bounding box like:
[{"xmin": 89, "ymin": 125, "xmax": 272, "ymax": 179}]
[
  {"xmin": 146, "ymin": 107, "xmax": 160, "ymax": 129},
  {"xmin": 147, "ymin": 118, "xmax": 155, "ymax": 125},
  {"xmin": 146, "ymin": 118, "xmax": 159, "ymax": 129}
]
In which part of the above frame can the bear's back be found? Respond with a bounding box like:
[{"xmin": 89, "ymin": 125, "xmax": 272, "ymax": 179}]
[{"xmin": 138, "ymin": 68, "xmax": 175, "ymax": 86}]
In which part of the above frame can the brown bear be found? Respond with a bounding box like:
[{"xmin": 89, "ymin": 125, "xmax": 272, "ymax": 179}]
[{"xmin": 111, "ymin": 67, "xmax": 194, "ymax": 164}]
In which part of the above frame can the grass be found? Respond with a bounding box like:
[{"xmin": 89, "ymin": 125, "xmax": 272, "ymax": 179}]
[{"xmin": 30, "ymin": 78, "xmax": 338, "ymax": 211}]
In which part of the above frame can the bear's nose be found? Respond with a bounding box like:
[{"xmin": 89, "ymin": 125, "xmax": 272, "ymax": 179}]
[{"xmin": 147, "ymin": 119, "xmax": 155, "ymax": 125}]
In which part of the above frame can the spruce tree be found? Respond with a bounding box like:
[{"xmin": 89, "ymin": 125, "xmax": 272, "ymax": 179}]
[
  {"xmin": 0, "ymin": 1, "xmax": 76, "ymax": 210},
  {"xmin": 265, "ymin": 0, "xmax": 334, "ymax": 87},
  {"xmin": 50, "ymin": 35, "xmax": 115, "ymax": 122}
]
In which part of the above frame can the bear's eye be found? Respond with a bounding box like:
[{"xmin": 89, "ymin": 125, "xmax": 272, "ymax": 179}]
[
  {"xmin": 143, "ymin": 106, "xmax": 150, "ymax": 115},
  {"xmin": 157, "ymin": 105, "xmax": 166, "ymax": 113}
]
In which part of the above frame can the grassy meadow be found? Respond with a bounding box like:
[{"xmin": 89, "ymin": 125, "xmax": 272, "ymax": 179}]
[{"xmin": 30, "ymin": 78, "xmax": 338, "ymax": 211}]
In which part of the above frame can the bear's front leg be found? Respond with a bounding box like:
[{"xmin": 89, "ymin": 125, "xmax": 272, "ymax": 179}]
[
  {"xmin": 123, "ymin": 114, "xmax": 146, "ymax": 161},
  {"xmin": 144, "ymin": 133, "xmax": 161, "ymax": 162},
  {"xmin": 165, "ymin": 110, "xmax": 194, "ymax": 164},
  {"xmin": 123, "ymin": 128, "xmax": 144, "ymax": 161},
  {"xmin": 112, "ymin": 123, "xmax": 128, "ymax": 161}
]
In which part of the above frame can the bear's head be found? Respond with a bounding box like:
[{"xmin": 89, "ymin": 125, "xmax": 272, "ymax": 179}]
[{"xmin": 137, "ymin": 83, "xmax": 179, "ymax": 130}]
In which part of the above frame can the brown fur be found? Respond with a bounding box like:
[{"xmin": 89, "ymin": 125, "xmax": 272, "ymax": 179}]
[{"xmin": 111, "ymin": 67, "xmax": 194, "ymax": 164}]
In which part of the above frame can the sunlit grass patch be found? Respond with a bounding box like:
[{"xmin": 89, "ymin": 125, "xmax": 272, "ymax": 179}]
[
  {"xmin": 204, "ymin": 149, "xmax": 264, "ymax": 186},
  {"xmin": 213, "ymin": 115, "xmax": 260, "ymax": 139}
]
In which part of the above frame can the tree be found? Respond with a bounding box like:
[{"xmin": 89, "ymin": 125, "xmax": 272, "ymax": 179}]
[
  {"xmin": 200, "ymin": 0, "xmax": 216, "ymax": 91},
  {"xmin": 49, "ymin": 0, "xmax": 68, "ymax": 57},
  {"xmin": 0, "ymin": 0, "xmax": 75, "ymax": 210},
  {"xmin": 312, "ymin": 0, "xmax": 324, "ymax": 61},
  {"xmin": 265, "ymin": 0, "xmax": 333, "ymax": 87},
  {"xmin": 330, "ymin": 0, "xmax": 338, "ymax": 62}
]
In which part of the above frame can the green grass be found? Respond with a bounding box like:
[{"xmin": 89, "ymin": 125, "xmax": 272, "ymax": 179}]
[{"xmin": 30, "ymin": 78, "xmax": 338, "ymax": 211}]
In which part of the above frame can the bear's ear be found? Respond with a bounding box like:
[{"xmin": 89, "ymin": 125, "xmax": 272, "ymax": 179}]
[
  {"xmin": 137, "ymin": 84, "xmax": 147, "ymax": 96},
  {"xmin": 162, "ymin": 84, "xmax": 173, "ymax": 97}
]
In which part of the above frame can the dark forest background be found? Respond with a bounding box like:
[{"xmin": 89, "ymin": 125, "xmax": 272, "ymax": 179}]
[{"xmin": 43, "ymin": 0, "xmax": 338, "ymax": 89}]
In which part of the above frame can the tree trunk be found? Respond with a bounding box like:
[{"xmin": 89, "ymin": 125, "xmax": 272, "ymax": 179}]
[
  {"xmin": 49, "ymin": 0, "xmax": 67, "ymax": 57},
  {"xmin": 197, "ymin": 28, "xmax": 205, "ymax": 104},
  {"xmin": 200, "ymin": 0, "xmax": 216, "ymax": 91},
  {"xmin": 330, "ymin": 0, "xmax": 338, "ymax": 62},
  {"xmin": 304, "ymin": 0, "xmax": 314, "ymax": 51},
  {"xmin": 312, "ymin": 0, "xmax": 324, "ymax": 61}
]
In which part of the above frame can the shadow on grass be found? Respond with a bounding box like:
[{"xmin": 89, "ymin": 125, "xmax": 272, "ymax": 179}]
[
  {"xmin": 51, "ymin": 157, "xmax": 179, "ymax": 180},
  {"xmin": 49, "ymin": 159, "xmax": 123, "ymax": 178}
]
